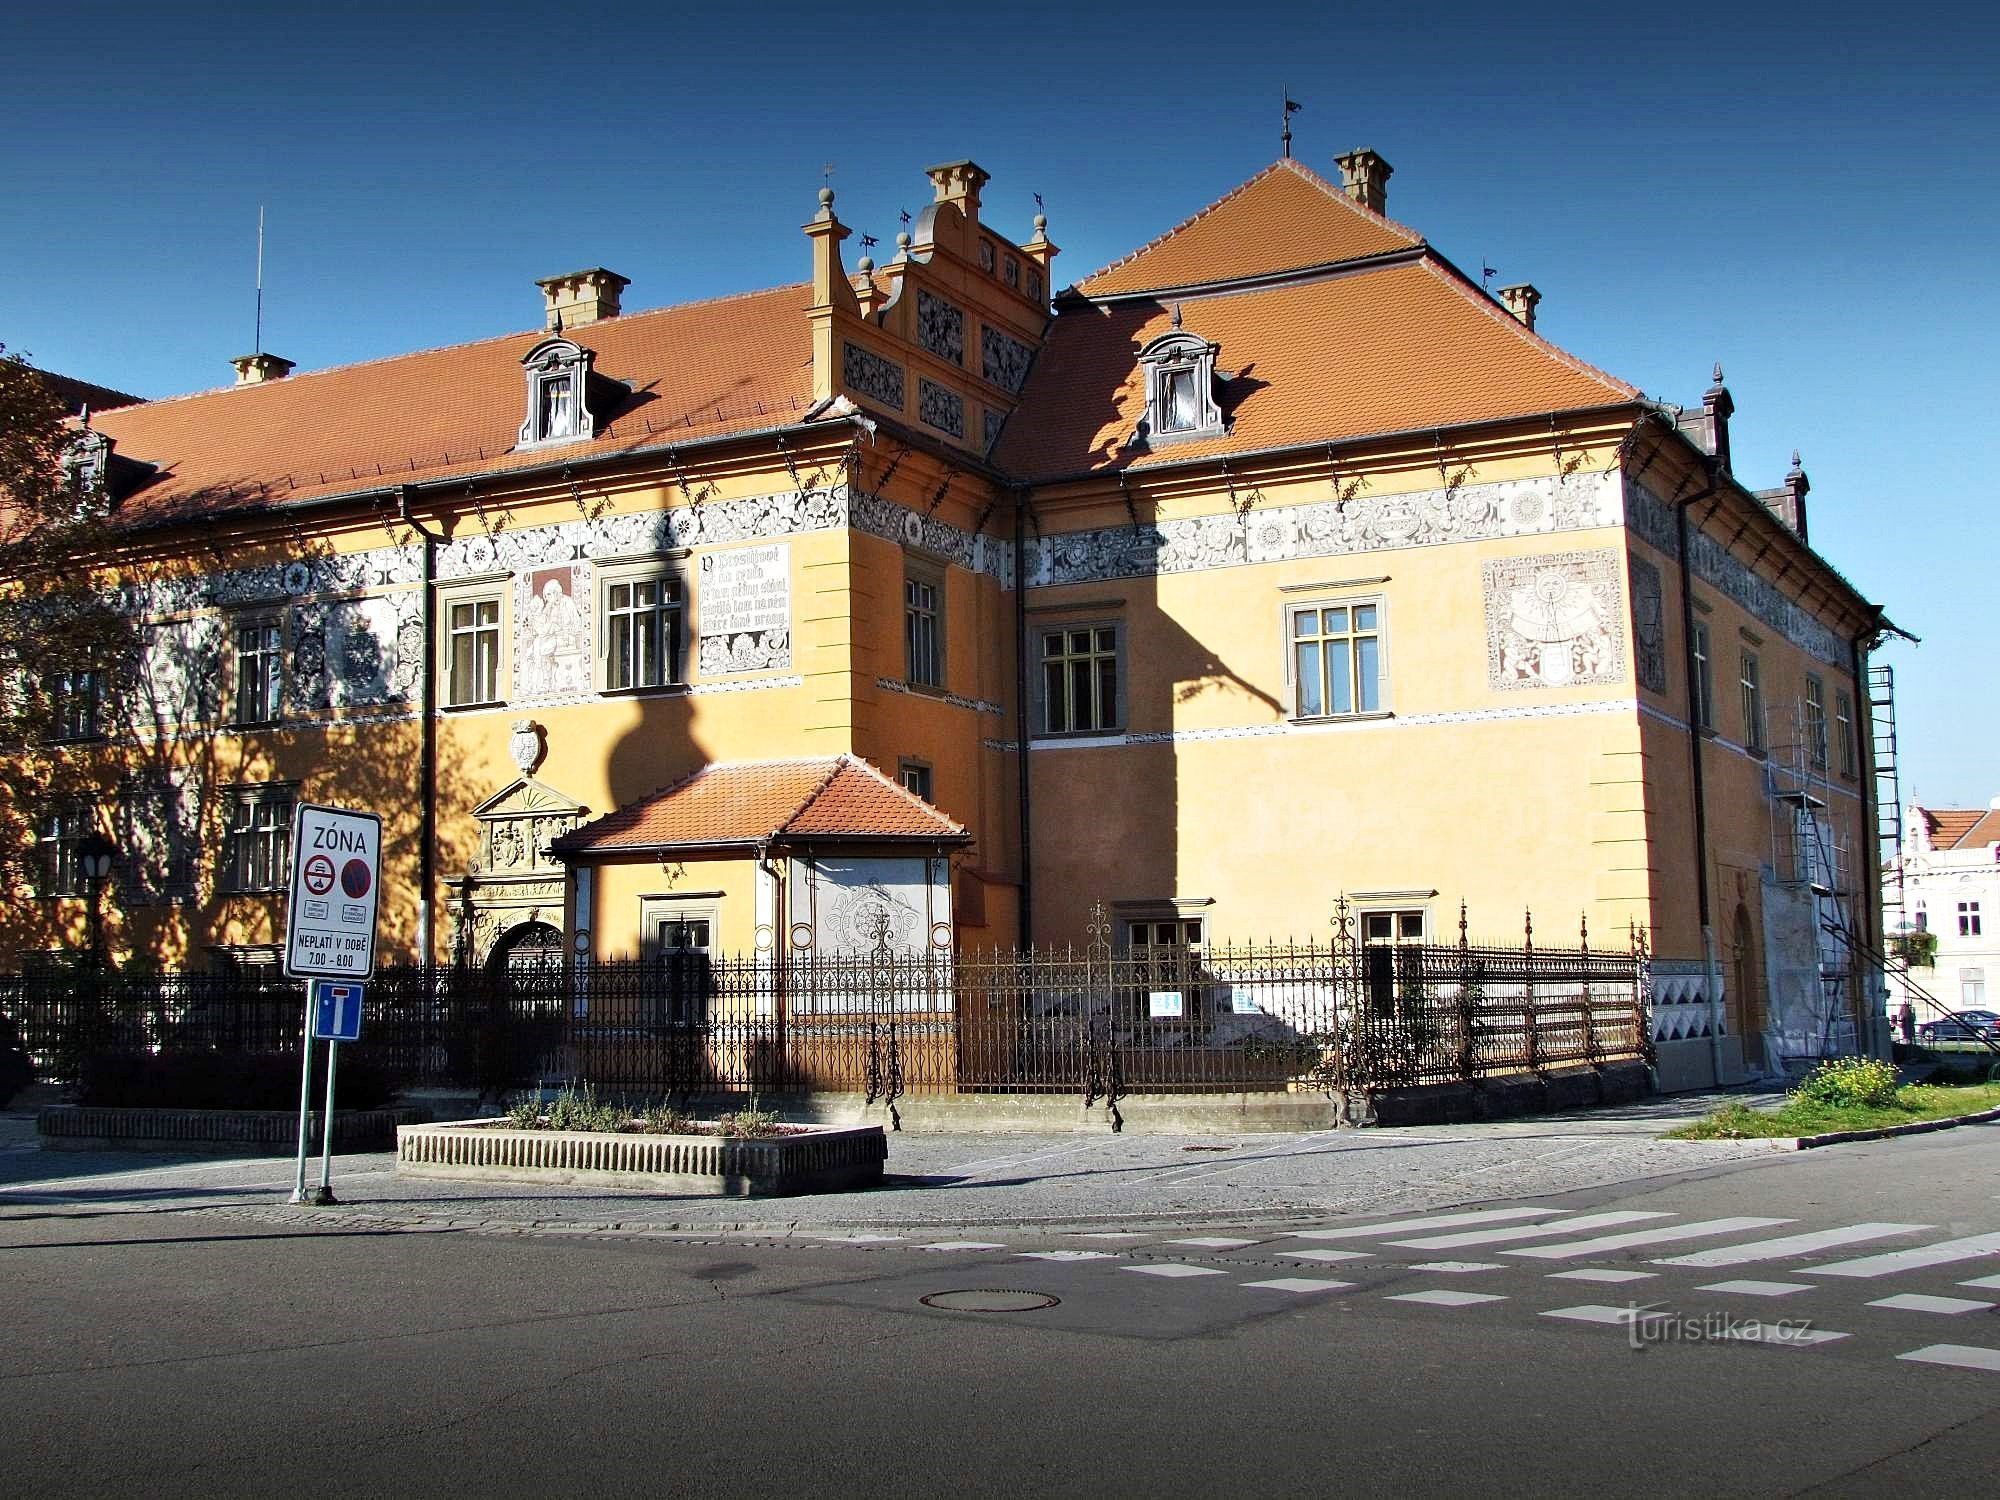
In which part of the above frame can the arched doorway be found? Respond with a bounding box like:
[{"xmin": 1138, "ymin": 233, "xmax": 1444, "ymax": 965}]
[
  {"xmin": 489, "ymin": 921, "xmax": 564, "ymax": 982},
  {"xmin": 1731, "ymin": 904, "xmax": 1764, "ymax": 1072}
]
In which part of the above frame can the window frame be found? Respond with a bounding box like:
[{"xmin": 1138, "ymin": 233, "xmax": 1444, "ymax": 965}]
[
  {"xmin": 1739, "ymin": 650, "xmax": 1766, "ymax": 754},
  {"xmin": 1690, "ymin": 619, "xmax": 1714, "ymax": 730},
  {"xmin": 1834, "ymin": 687, "xmax": 1857, "ymax": 777},
  {"xmin": 1959, "ymin": 901, "xmax": 1983, "ymax": 939},
  {"xmin": 1805, "ymin": 673, "xmax": 1828, "ymax": 771},
  {"xmin": 1032, "ymin": 618, "xmax": 1125, "ymax": 738},
  {"xmin": 898, "ymin": 759, "xmax": 934, "ymax": 803},
  {"xmin": 228, "ymin": 609, "xmax": 286, "ymax": 728},
  {"xmin": 1120, "ymin": 912, "xmax": 1209, "ymax": 1026},
  {"xmin": 638, "ymin": 898, "xmax": 719, "ymax": 1026},
  {"xmin": 1357, "ymin": 904, "xmax": 1430, "ymax": 1018},
  {"xmin": 903, "ymin": 555, "xmax": 947, "ymax": 692},
  {"xmin": 35, "ymin": 799, "xmax": 99, "ymax": 899},
  {"xmin": 221, "ymin": 783, "xmax": 297, "ymax": 896},
  {"xmin": 595, "ymin": 555, "xmax": 688, "ymax": 696},
  {"xmin": 1285, "ymin": 595, "xmax": 1389, "ymax": 721},
  {"xmin": 1135, "ymin": 330, "xmax": 1225, "ymax": 445},
  {"xmin": 438, "ymin": 579, "xmax": 507, "ymax": 710},
  {"xmin": 49, "ymin": 667, "xmax": 107, "ymax": 744},
  {"xmin": 515, "ymin": 337, "xmax": 598, "ymax": 450}
]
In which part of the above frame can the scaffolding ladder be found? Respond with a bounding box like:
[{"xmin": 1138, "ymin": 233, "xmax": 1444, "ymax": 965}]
[{"xmin": 1869, "ymin": 662, "xmax": 1905, "ymax": 939}]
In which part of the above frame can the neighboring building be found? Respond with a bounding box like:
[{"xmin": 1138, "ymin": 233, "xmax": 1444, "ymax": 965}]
[
  {"xmin": 6, "ymin": 152, "xmax": 1896, "ymax": 1081},
  {"xmin": 1890, "ymin": 799, "xmax": 2000, "ymax": 1024},
  {"xmin": 26, "ymin": 365, "xmax": 144, "ymax": 417}
]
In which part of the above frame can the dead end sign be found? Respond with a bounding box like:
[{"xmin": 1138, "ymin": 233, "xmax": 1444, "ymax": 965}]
[{"xmin": 285, "ymin": 803, "xmax": 382, "ymax": 980}]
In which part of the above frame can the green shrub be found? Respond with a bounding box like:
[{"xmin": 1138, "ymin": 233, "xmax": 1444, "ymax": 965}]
[
  {"xmin": 712, "ymin": 1103, "xmax": 784, "ymax": 1138},
  {"xmin": 541, "ymin": 1081, "xmax": 625, "ymax": 1133},
  {"xmin": 1792, "ymin": 1056, "xmax": 1900, "ymax": 1111}
]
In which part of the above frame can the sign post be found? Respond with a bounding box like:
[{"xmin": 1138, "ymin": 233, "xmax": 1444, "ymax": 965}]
[{"xmin": 283, "ymin": 804, "xmax": 381, "ymax": 1206}]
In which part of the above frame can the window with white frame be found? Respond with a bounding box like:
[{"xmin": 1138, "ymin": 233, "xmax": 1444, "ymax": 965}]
[
  {"xmin": 1691, "ymin": 620, "xmax": 1714, "ymax": 729},
  {"xmin": 1805, "ymin": 674, "xmax": 1828, "ymax": 770},
  {"xmin": 1124, "ymin": 914, "xmax": 1207, "ymax": 1022},
  {"xmin": 1835, "ymin": 688, "xmax": 1857, "ymax": 776},
  {"xmin": 1740, "ymin": 651, "xmax": 1766, "ymax": 752},
  {"xmin": 904, "ymin": 560, "xmax": 945, "ymax": 690},
  {"xmin": 1037, "ymin": 622, "xmax": 1121, "ymax": 735},
  {"xmin": 1965, "ymin": 969, "xmax": 1986, "ymax": 1011},
  {"xmin": 640, "ymin": 901, "xmax": 716, "ymax": 1026},
  {"xmin": 598, "ymin": 562, "xmax": 684, "ymax": 692},
  {"xmin": 36, "ymin": 801, "xmax": 96, "ymax": 897},
  {"xmin": 1960, "ymin": 901, "xmax": 1983, "ymax": 939},
  {"xmin": 1134, "ymin": 327, "xmax": 1224, "ymax": 443},
  {"xmin": 223, "ymin": 785, "xmax": 295, "ymax": 893},
  {"xmin": 1290, "ymin": 600, "xmax": 1383, "ymax": 718},
  {"xmin": 231, "ymin": 612, "xmax": 284, "ymax": 726},
  {"xmin": 1359, "ymin": 907, "xmax": 1427, "ymax": 1017},
  {"xmin": 898, "ymin": 760, "xmax": 934, "ymax": 802},
  {"xmin": 50, "ymin": 669, "xmax": 105, "ymax": 743},
  {"xmin": 444, "ymin": 592, "xmax": 503, "ymax": 707},
  {"xmin": 517, "ymin": 338, "xmax": 598, "ymax": 449}
]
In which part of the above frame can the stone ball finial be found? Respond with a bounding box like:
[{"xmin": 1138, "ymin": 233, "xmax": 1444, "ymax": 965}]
[
  {"xmin": 857, "ymin": 256, "xmax": 874, "ymax": 274},
  {"xmin": 1033, "ymin": 212, "xmax": 1048, "ymax": 235},
  {"xmin": 819, "ymin": 186, "xmax": 835, "ymax": 209},
  {"xmin": 896, "ymin": 229, "xmax": 912, "ymax": 251}
]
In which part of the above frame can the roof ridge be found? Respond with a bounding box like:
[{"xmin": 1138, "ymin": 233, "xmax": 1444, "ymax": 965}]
[
  {"xmin": 1073, "ymin": 158, "xmax": 1423, "ymax": 295},
  {"xmin": 779, "ymin": 756, "xmax": 856, "ymax": 836},
  {"xmin": 1415, "ymin": 257, "xmax": 1638, "ymax": 401},
  {"xmin": 94, "ymin": 281, "xmax": 812, "ymax": 413}
]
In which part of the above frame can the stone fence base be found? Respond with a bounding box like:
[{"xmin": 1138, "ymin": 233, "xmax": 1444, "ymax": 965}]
[{"xmin": 37, "ymin": 1105, "xmax": 427, "ymax": 1154}]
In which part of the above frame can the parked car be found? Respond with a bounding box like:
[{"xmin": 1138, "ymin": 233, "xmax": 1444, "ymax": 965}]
[{"xmin": 1917, "ymin": 1010, "xmax": 2000, "ymax": 1045}]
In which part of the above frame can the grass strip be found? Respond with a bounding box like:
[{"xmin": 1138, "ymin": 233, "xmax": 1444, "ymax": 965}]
[{"xmin": 1665, "ymin": 1081, "xmax": 2000, "ymax": 1141}]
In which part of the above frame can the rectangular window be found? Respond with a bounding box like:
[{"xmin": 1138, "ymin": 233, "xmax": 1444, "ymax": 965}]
[
  {"xmin": 446, "ymin": 596, "xmax": 502, "ymax": 707},
  {"xmin": 1960, "ymin": 902, "xmax": 1983, "ymax": 939},
  {"xmin": 51, "ymin": 669, "xmax": 105, "ymax": 743},
  {"xmin": 1691, "ymin": 621, "xmax": 1713, "ymax": 729},
  {"xmin": 1158, "ymin": 368, "xmax": 1199, "ymax": 433},
  {"xmin": 602, "ymin": 570, "xmax": 683, "ymax": 691},
  {"xmin": 1125, "ymin": 916, "xmax": 1206, "ymax": 1021},
  {"xmin": 1291, "ymin": 601, "xmax": 1382, "ymax": 718},
  {"xmin": 1835, "ymin": 689, "xmax": 1856, "ymax": 776},
  {"xmin": 904, "ymin": 565, "xmax": 944, "ymax": 689},
  {"xmin": 641, "ymin": 903, "xmax": 715, "ymax": 1026},
  {"xmin": 224, "ymin": 786, "xmax": 295, "ymax": 894},
  {"xmin": 1039, "ymin": 624, "xmax": 1121, "ymax": 735},
  {"xmin": 1360, "ymin": 908, "xmax": 1427, "ymax": 1017},
  {"xmin": 36, "ymin": 802, "xmax": 94, "ymax": 897},
  {"xmin": 1739, "ymin": 651, "xmax": 1765, "ymax": 752},
  {"xmin": 540, "ymin": 374, "xmax": 578, "ymax": 440},
  {"xmin": 898, "ymin": 760, "xmax": 934, "ymax": 802},
  {"xmin": 1805, "ymin": 674, "xmax": 1828, "ymax": 770},
  {"xmin": 1965, "ymin": 970, "xmax": 1986, "ymax": 1011},
  {"xmin": 232, "ymin": 613, "xmax": 284, "ymax": 726}
]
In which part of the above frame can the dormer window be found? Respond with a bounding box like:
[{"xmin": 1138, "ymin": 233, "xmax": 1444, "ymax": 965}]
[
  {"xmin": 66, "ymin": 428, "xmax": 113, "ymax": 497},
  {"xmin": 518, "ymin": 338, "xmax": 597, "ymax": 449},
  {"xmin": 1136, "ymin": 323, "xmax": 1225, "ymax": 445}
]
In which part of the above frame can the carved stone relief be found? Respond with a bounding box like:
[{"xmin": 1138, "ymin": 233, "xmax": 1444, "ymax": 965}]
[
  {"xmin": 1482, "ymin": 548, "xmax": 1627, "ymax": 691},
  {"xmin": 842, "ymin": 341, "xmax": 906, "ymax": 410},
  {"xmin": 980, "ymin": 327, "xmax": 1033, "ymax": 393},
  {"xmin": 918, "ymin": 379, "xmax": 965, "ymax": 439},
  {"xmin": 914, "ymin": 289, "xmax": 965, "ymax": 365}
]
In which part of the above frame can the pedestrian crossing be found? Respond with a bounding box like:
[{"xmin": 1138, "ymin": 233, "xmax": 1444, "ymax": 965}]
[{"xmin": 817, "ymin": 1200, "xmax": 2000, "ymax": 1377}]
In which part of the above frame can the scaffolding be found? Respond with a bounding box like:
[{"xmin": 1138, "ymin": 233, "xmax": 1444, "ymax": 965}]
[
  {"xmin": 1869, "ymin": 662, "xmax": 1906, "ymax": 939},
  {"xmin": 1763, "ymin": 694, "xmax": 1863, "ymax": 1061}
]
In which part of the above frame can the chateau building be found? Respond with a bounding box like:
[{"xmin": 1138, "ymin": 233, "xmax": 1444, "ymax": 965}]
[{"xmin": 12, "ymin": 151, "xmax": 1896, "ymax": 1083}]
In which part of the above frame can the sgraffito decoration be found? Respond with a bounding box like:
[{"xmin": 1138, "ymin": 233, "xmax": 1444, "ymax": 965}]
[
  {"xmin": 514, "ymin": 564, "xmax": 593, "ymax": 702},
  {"xmin": 1628, "ymin": 554, "xmax": 1667, "ymax": 694},
  {"xmin": 1482, "ymin": 548, "xmax": 1627, "ymax": 691}
]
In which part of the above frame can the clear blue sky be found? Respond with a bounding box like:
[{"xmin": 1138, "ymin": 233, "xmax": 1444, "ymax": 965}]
[{"xmin": 4, "ymin": 0, "xmax": 1993, "ymax": 808}]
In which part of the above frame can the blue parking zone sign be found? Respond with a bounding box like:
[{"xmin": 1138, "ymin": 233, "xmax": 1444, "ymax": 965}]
[{"xmin": 312, "ymin": 981, "xmax": 365, "ymax": 1042}]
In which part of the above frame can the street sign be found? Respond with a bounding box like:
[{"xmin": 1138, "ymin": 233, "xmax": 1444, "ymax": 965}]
[
  {"xmin": 284, "ymin": 803, "xmax": 382, "ymax": 980},
  {"xmin": 312, "ymin": 980, "xmax": 365, "ymax": 1042}
]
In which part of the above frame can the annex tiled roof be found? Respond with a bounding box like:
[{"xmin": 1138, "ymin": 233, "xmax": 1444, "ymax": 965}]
[
  {"xmin": 995, "ymin": 257, "xmax": 1638, "ymax": 481},
  {"xmin": 79, "ymin": 283, "xmax": 814, "ymax": 527},
  {"xmin": 1074, "ymin": 160, "xmax": 1422, "ymax": 297},
  {"xmin": 1922, "ymin": 807, "xmax": 1997, "ymax": 851},
  {"xmin": 33, "ymin": 367, "xmax": 144, "ymax": 416},
  {"xmin": 554, "ymin": 756, "xmax": 968, "ymax": 855}
]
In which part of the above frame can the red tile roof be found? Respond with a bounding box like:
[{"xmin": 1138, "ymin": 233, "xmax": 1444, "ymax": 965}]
[
  {"xmin": 555, "ymin": 756, "xmax": 968, "ymax": 855},
  {"xmin": 1923, "ymin": 807, "xmax": 1999, "ymax": 851},
  {"xmin": 997, "ymin": 258, "xmax": 1638, "ymax": 481},
  {"xmin": 79, "ymin": 283, "xmax": 815, "ymax": 527},
  {"xmin": 1074, "ymin": 160, "xmax": 1422, "ymax": 297}
]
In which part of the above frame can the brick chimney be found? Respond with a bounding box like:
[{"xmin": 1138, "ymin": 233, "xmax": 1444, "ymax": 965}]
[
  {"xmin": 1702, "ymin": 363, "xmax": 1735, "ymax": 475},
  {"xmin": 536, "ymin": 268, "xmax": 630, "ymax": 331},
  {"xmin": 1333, "ymin": 148, "xmax": 1393, "ymax": 214},
  {"xmin": 1497, "ymin": 283, "xmax": 1541, "ymax": 332},
  {"xmin": 230, "ymin": 352, "xmax": 294, "ymax": 385}
]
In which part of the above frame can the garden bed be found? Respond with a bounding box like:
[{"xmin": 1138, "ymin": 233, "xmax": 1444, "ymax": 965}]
[
  {"xmin": 37, "ymin": 1104, "xmax": 425, "ymax": 1154},
  {"xmin": 395, "ymin": 1118, "xmax": 887, "ymax": 1196},
  {"xmin": 1665, "ymin": 1058, "xmax": 2000, "ymax": 1141}
]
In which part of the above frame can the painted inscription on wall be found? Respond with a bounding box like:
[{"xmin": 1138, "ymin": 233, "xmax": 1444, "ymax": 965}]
[
  {"xmin": 697, "ymin": 542, "xmax": 791, "ymax": 675},
  {"xmin": 1482, "ymin": 548, "xmax": 1627, "ymax": 691}
]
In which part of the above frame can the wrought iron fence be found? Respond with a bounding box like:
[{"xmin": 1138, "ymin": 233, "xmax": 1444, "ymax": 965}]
[{"xmin": 1, "ymin": 908, "xmax": 1651, "ymax": 1106}]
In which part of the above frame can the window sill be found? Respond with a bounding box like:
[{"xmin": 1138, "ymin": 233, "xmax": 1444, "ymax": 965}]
[
  {"xmin": 599, "ymin": 682, "xmax": 690, "ymax": 700},
  {"xmin": 903, "ymin": 680, "xmax": 950, "ymax": 699},
  {"xmin": 441, "ymin": 699, "xmax": 505, "ymax": 714},
  {"xmin": 1031, "ymin": 726, "xmax": 1123, "ymax": 741},
  {"xmin": 1290, "ymin": 710, "xmax": 1394, "ymax": 726}
]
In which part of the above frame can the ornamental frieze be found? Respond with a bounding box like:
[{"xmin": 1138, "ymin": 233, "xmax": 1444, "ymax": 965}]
[{"xmin": 915, "ymin": 290, "xmax": 965, "ymax": 366}]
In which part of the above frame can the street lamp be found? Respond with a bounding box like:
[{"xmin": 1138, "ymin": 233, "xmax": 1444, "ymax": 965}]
[{"xmin": 76, "ymin": 832, "xmax": 116, "ymax": 969}]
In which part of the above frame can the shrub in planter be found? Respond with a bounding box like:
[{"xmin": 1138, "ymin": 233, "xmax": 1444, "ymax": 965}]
[{"xmin": 76, "ymin": 1050, "xmax": 393, "ymax": 1112}]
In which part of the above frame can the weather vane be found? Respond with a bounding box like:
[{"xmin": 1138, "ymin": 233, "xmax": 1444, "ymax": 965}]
[{"xmin": 1282, "ymin": 92, "xmax": 1302, "ymax": 158}]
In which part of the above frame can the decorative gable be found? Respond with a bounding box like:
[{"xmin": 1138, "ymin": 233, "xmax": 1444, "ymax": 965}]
[{"xmin": 470, "ymin": 777, "xmax": 589, "ymax": 875}]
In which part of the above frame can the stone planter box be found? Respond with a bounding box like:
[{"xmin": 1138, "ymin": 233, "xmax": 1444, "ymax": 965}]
[
  {"xmin": 37, "ymin": 1105, "xmax": 426, "ymax": 1154},
  {"xmin": 395, "ymin": 1118, "xmax": 887, "ymax": 1196}
]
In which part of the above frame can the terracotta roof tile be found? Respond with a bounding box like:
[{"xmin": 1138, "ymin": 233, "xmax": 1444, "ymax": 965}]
[
  {"xmin": 1074, "ymin": 160, "xmax": 1422, "ymax": 298},
  {"xmin": 996, "ymin": 258, "xmax": 1638, "ymax": 481},
  {"xmin": 80, "ymin": 283, "xmax": 814, "ymax": 527},
  {"xmin": 555, "ymin": 756, "xmax": 967, "ymax": 855},
  {"xmin": 1923, "ymin": 808, "xmax": 1995, "ymax": 851}
]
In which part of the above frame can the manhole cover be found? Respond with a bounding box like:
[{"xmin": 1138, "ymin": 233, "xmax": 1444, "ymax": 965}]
[{"xmin": 920, "ymin": 1289, "xmax": 1061, "ymax": 1313}]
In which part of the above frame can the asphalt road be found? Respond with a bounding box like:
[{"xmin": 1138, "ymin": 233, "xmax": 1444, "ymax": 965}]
[{"xmin": 5, "ymin": 1121, "xmax": 2000, "ymax": 1497}]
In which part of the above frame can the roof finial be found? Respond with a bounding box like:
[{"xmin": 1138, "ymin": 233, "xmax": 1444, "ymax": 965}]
[
  {"xmin": 1171, "ymin": 301, "xmax": 1184, "ymax": 330},
  {"xmin": 1032, "ymin": 191, "xmax": 1047, "ymax": 237},
  {"xmin": 1711, "ymin": 361, "xmax": 1725, "ymax": 387},
  {"xmin": 1282, "ymin": 91, "xmax": 1302, "ymax": 159}
]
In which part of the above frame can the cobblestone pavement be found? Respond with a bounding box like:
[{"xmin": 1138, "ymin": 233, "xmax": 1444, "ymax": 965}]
[{"xmin": 0, "ymin": 1088, "xmax": 1786, "ymax": 1239}]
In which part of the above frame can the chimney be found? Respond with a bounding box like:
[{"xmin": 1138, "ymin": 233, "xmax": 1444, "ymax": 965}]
[
  {"xmin": 1755, "ymin": 451, "xmax": 1811, "ymax": 542},
  {"xmin": 1702, "ymin": 363, "xmax": 1735, "ymax": 474},
  {"xmin": 1333, "ymin": 148, "xmax": 1393, "ymax": 214},
  {"xmin": 230, "ymin": 352, "xmax": 294, "ymax": 385},
  {"xmin": 1497, "ymin": 283, "xmax": 1541, "ymax": 333},
  {"xmin": 536, "ymin": 268, "xmax": 630, "ymax": 330},
  {"xmin": 924, "ymin": 159, "xmax": 990, "ymax": 232}
]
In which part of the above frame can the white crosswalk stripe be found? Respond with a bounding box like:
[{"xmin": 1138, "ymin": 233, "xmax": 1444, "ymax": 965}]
[
  {"xmin": 1655, "ymin": 1223, "xmax": 1931, "ymax": 1269},
  {"xmin": 921, "ymin": 1241, "xmax": 1008, "ymax": 1252},
  {"xmin": 1124, "ymin": 1263, "xmax": 1225, "ymax": 1279},
  {"xmin": 1507, "ymin": 1217, "xmax": 1793, "ymax": 1260},
  {"xmin": 1018, "ymin": 1250, "xmax": 1114, "ymax": 1261},
  {"xmin": 1392, "ymin": 1211, "xmax": 1668, "ymax": 1250},
  {"xmin": 1868, "ymin": 1293, "xmax": 1996, "ymax": 1315},
  {"xmin": 1720, "ymin": 1324, "xmax": 1848, "ymax": 1348},
  {"xmin": 1899, "ymin": 1344, "xmax": 2000, "ymax": 1372},
  {"xmin": 1411, "ymin": 1261, "xmax": 1506, "ymax": 1274},
  {"xmin": 1386, "ymin": 1289, "xmax": 1507, "ymax": 1307},
  {"xmin": 1281, "ymin": 1249, "xmax": 1368, "ymax": 1264},
  {"xmin": 1243, "ymin": 1278, "xmax": 1354, "ymax": 1294},
  {"xmin": 1550, "ymin": 1268, "xmax": 1655, "ymax": 1283},
  {"xmin": 1698, "ymin": 1280, "xmax": 1813, "ymax": 1297},
  {"xmin": 1165, "ymin": 1237, "xmax": 1258, "ymax": 1249},
  {"xmin": 1541, "ymin": 1304, "xmax": 1661, "ymax": 1326},
  {"xmin": 1805, "ymin": 1232, "xmax": 2000, "ymax": 1279},
  {"xmin": 1289, "ymin": 1208, "xmax": 1567, "ymax": 1241}
]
